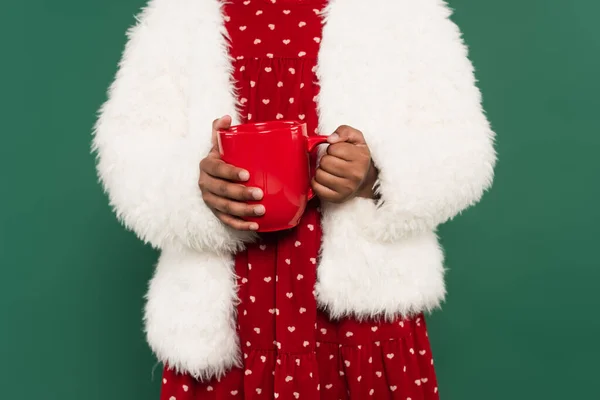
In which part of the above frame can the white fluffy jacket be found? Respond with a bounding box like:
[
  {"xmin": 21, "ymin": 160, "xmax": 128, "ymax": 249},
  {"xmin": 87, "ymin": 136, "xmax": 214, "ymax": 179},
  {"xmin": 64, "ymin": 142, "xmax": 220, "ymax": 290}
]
[{"xmin": 93, "ymin": 0, "xmax": 496, "ymax": 379}]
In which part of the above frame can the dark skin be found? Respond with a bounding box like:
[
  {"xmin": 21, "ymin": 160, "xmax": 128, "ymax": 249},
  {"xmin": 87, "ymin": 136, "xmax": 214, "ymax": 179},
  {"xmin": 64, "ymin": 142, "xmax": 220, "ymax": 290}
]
[{"xmin": 199, "ymin": 115, "xmax": 378, "ymax": 231}]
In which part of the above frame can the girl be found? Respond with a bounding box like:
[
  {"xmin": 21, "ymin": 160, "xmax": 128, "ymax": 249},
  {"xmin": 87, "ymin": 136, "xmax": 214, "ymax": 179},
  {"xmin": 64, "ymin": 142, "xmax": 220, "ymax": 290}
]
[{"xmin": 93, "ymin": 0, "xmax": 496, "ymax": 398}]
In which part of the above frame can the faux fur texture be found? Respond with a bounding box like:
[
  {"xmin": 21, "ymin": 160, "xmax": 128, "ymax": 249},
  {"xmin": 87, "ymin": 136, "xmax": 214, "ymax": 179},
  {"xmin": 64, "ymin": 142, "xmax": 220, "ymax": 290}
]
[
  {"xmin": 92, "ymin": 0, "xmax": 246, "ymax": 378},
  {"xmin": 315, "ymin": 0, "xmax": 496, "ymax": 317},
  {"xmin": 93, "ymin": 0, "xmax": 251, "ymax": 256},
  {"xmin": 93, "ymin": 0, "xmax": 496, "ymax": 378},
  {"xmin": 145, "ymin": 248, "xmax": 240, "ymax": 379},
  {"xmin": 317, "ymin": 199, "xmax": 447, "ymax": 320}
]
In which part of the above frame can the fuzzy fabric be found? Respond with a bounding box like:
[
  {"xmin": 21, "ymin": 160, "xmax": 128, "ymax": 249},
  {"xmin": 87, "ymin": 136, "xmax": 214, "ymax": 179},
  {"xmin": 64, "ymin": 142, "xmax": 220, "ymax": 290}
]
[{"xmin": 93, "ymin": 0, "xmax": 496, "ymax": 379}]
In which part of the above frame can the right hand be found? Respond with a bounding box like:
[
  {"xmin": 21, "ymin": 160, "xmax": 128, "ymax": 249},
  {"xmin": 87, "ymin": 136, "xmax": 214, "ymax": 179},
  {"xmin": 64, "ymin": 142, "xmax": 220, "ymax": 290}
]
[{"xmin": 198, "ymin": 116, "xmax": 265, "ymax": 231}]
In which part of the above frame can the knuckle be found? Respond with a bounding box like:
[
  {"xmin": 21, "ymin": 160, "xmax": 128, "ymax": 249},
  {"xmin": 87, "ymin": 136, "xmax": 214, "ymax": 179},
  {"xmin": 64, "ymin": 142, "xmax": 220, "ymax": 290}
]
[
  {"xmin": 245, "ymin": 188, "xmax": 257, "ymax": 200},
  {"xmin": 236, "ymin": 221, "xmax": 250, "ymax": 231},
  {"xmin": 315, "ymin": 169, "xmax": 325, "ymax": 182},
  {"xmin": 320, "ymin": 155, "xmax": 333, "ymax": 169},
  {"xmin": 227, "ymin": 221, "xmax": 241, "ymax": 230},
  {"xmin": 244, "ymin": 204, "xmax": 256, "ymax": 216},
  {"xmin": 221, "ymin": 165, "xmax": 235, "ymax": 180},
  {"xmin": 327, "ymin": 143, "xmax": 341, "ymax": 155},
  {"xmin": 228, "ymin": 185, "xmax": 241, "ymax": 200},
  {"xmin": 217, "ymin": 211, "xmax": 229, "ymax": 221},
  {"xmin": 214, "ymin": 163, "xmax": 225, "ymax": 178},
  {"xmin": 203, "ymin": 157, "xmax": 218, "ymax": 172},
  {"xmin": 218, "ymin": 182, "xmax": 229, "ymax": 196}
]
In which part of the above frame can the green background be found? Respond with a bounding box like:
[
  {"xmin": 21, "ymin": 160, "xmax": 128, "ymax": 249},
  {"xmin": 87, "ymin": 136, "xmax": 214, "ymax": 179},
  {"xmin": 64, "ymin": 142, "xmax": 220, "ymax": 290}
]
[{"xmin": 1, "ymin": 0, "xmax": 598, "ymax": 398}]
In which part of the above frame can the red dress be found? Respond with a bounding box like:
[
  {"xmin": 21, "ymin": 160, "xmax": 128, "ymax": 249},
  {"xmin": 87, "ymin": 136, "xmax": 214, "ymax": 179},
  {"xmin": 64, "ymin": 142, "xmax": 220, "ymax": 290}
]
[{"xmin": 160, "ymin": 1, "xmax": 439, "ymax": 399}]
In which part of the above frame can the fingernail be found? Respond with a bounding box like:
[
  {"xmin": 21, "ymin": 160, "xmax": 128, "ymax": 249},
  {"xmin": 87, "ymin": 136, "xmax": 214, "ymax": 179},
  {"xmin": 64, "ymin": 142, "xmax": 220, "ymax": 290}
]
[
  {"xmin": 328, "ymin": 133, "xmax": 340, "ymax": 143},
  {"xmin": 249, "ymin": 223, "xmax": 259, "ymax": 231},
  {"xmin": 251, "ymin": 189, "xmax": 264, "ymax": 200},
  {"xmin": 239, "ymin": 170, "xmax": 250, "ymax": 181},
  {"xmin": 254, "ymin": 205, "xmax": 266, "ymax": 216}
]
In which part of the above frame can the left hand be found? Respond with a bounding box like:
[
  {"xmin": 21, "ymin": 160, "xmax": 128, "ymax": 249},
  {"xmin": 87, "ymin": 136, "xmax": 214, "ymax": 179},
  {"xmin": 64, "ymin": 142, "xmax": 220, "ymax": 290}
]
[{"xmin": 312, "ymin": 125, "xmax": 378, "ymax": 203}]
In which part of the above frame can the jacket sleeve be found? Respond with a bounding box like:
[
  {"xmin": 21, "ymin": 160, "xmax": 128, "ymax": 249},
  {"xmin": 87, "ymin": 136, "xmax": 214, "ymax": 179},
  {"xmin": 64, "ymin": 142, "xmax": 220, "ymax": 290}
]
[
  {"xmin": 321, "ymin": 1, "xmax": 496, "ymax": 243},
  {"xmin": 92, "ymin": 0, "xmax": 250, "ymax": 254}
]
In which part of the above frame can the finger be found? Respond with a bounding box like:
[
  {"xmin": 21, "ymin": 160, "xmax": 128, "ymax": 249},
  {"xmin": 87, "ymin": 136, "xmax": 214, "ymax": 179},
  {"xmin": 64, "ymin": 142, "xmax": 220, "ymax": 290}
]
[
  {"xmin": 201, "ymin": 156, "xmax": 250, "ymax": 182},
  {"xmin": 318, "ymin": 154, "xmax": 351, "ymax": 178},
  {"xmin": 311, "ymin": 178, "xmax": 344, "ymax": 203},
  {"xmin": 326, "ymin": 142, "xmax": 361, "ymax": 162},
  {"xmin": 212, "ymin": 115, "xmax": 232, "ymax": 132},
  {"xmin": 200, "ymin": 174, "xmax": 263, "ymax": 201},
  {"xmin": 211, "ymin": 115, "xmax": 232, "ymax": 146},
  {"xmin": 203, "ymin": 191, "xmax": 265, "ymax": 218},
  {"xmin": 315, "ymin": 168, "xmax": 353, "ymax": 195},
  {"xmin": 214, "ymin": 211, "xmax": 259, "ymax": 231},
  {"xmin": 328, "ymin": 125, "xmax": 366, "ymax": 145}
]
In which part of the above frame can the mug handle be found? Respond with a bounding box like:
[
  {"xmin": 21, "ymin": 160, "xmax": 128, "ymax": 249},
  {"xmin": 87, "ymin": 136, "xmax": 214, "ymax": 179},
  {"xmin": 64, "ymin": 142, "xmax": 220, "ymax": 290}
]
[{"xmin": 306, "ymin": 135, "xmax": 329, "ymax": 200}]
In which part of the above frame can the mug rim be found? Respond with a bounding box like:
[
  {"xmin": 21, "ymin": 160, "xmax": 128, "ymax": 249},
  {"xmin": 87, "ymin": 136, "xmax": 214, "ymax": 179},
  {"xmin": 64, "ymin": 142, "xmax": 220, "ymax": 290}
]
[{"xmin": 219, "ymin": 120, "xmax": 306, "ymax": 136}]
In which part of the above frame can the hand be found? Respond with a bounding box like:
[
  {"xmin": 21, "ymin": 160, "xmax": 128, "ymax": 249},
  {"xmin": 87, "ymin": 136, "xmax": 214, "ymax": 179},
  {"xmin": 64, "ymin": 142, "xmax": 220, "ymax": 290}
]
[
  {"xmin": 312, "ymin": 125, "xmax": 378, "ymax": 203},
  {"xmin": 198, "ymin": 116, "xmax": 265, "ymax": 231}
]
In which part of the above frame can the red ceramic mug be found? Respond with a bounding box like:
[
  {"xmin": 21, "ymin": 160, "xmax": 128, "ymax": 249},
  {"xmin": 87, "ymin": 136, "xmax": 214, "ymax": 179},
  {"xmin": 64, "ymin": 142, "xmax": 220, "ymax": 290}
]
[{"xmin": 217, "ymin": 121, "xmax": 328, "ymax": 232}]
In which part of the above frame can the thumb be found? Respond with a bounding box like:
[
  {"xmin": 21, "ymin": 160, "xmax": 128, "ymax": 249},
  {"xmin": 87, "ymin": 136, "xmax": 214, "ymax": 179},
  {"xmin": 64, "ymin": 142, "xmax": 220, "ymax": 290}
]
[
  {"xmin": 327, "ymin": 125, "xmax": 367, "ymax": 145},
  {"xmin": 211, "ymin": 115, "xmax": 233, "ymax": 146}
]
